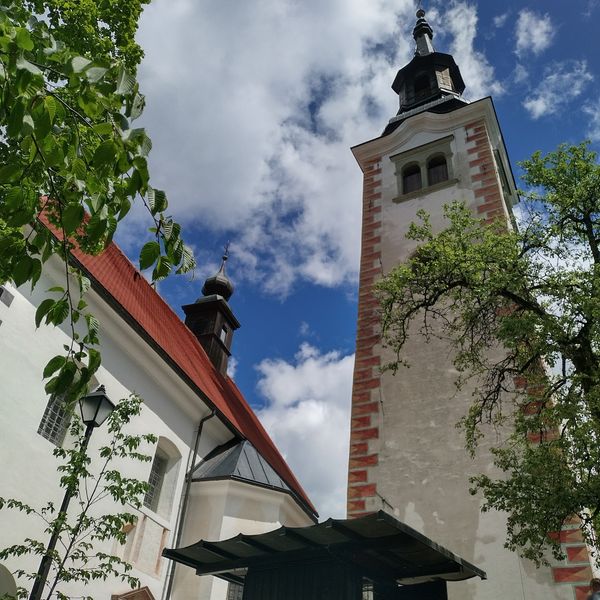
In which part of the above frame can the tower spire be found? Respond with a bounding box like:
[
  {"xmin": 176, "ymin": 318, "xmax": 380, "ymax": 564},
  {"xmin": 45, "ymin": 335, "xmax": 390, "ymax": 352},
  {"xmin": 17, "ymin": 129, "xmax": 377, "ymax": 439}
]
[{"xmin": 413, "ymin": 6, "xmax": 434, "ymax": 56}]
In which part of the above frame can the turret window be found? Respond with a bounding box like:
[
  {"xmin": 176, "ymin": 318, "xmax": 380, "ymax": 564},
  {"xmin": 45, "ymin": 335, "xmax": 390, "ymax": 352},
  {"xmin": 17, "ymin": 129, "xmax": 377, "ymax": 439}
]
[
  {"xmin": 427, "ymin": 155, "xmax": 448, "ymax": 186},
  {"xmin": 402, "ymin": 164, "xmax": 422, "ymax": 194}
]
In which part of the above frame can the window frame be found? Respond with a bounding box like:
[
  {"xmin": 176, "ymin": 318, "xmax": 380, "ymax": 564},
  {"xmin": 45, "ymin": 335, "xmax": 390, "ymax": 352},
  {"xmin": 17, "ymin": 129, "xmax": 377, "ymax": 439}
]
[
  {"xmin": 143, "ymin": 437, "xmax": 182, "ymax": 520},
  {"xmin": 390, "ymin": 135, "xmax": 456, "ymax": 202}
]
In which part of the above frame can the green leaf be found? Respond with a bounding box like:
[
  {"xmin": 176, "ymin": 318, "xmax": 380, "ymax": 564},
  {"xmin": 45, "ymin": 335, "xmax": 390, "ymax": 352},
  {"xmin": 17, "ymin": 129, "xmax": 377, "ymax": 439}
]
[
  {"xmin": 12, "ymin": 256, "xmax": 34, "ymax": 287},
  {"xmin": 85, "ymin": 313, "xmax": 100, "ymax": 342},
  {"xmin": 147, "ymin": 187, "xmax": 167, "ymax": 214},
  {"xmin": 7, "ymin": 102, "xmax": 24, "ymax": 138},
  {"xmin": 116, "ymin": 67, "xmax": 135, "ymax": 95},
  {"xmin": 71, "ymin": 56, "xmax": 92, "ymax": 73},
  {"xmin": 176, "ymin": 245, "xmax": 196, "ymax": 274},
  {"xmin": 5, "ymin": 186, "xmax": 23, "ymax": 209},
  {"xmin": 35, "ymin": 298, "xmax": 55, "ymax": 328},
  {"xmin": 44, "ymin": 95, "xmax": 56, "ymax": 122},
  {"xmin": 139, "ymin": 241, "xmax": 160, "ymax": 270},
  {"xmin": 129, "ymin": 93, "xmax": 145, "ymax": 120},
  {"xmin": 43, "ymin": 355, "xmax": 67, "ymax": 378},
  {"xmin": 30, "ymin": 257, "xmax": 42, "ymax": 289},
  {"xmin": 48, "ymin": 298, "xmax": 69, "ymax": 325},
  {"xmin": 93, "ymin": 141, "xmax": 117, "ymax": 170},
  {"xmin": 22, "ymin": 113, "xmax": 34, "ymax": 136},
  {"xmin": 86, "ymin": 66, "xmax": 108, "ymax": 83},
  {"xmin": 87, "ymin": 348, "xmax": 101, "ymax": 375},
  {"xmin": 16, "ymin": 56, "xmax": 41, "ymax": 75},
  {"xmin": 71, "ymin": 157, "xmax": 87, "ymax": 181},
  {"xmin": 32, "ymin": 103, "xmax": 51, "ymax": 140},
  {"xmin": 62, "ymin": 204, "xmax": 84, "ymax": 234},
  {"xmin": 15, "ymin": 28, "xmax": 34, "ymax": 51},
  {"xmin": 0, "ymin": 164, "xmax": 23, "ymax": 183},
  {"xmin": 152, "ymin": 255, "xmax": 172, "ymax": 281},
  {"xmin": 92, "ymin": 122, "xmax": 113, "ymax": 136}
]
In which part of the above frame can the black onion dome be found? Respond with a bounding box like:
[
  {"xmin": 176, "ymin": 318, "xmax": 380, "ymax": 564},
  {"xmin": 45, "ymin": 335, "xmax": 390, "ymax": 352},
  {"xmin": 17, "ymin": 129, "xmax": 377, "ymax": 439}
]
[{"xmin": 201, "ymin": 254, "xmax": 234, "ymax": 301}]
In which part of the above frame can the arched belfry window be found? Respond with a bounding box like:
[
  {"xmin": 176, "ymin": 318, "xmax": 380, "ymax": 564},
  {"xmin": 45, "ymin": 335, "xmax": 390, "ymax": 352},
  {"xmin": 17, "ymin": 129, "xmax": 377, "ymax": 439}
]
[
  {"xmin": 143, "ymin": 437, "xmax": 182, "ymax": 519},
  {"xmin": 427, "ymin": 155, "xmax": 449, "ymax": 186},
  {"xmin": 402, "ymin": 164, "xmax": 422, "ymax": 194}
]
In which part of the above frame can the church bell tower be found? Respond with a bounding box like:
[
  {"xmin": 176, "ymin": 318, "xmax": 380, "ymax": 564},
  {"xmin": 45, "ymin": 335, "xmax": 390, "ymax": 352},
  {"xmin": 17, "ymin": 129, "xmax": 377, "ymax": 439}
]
[{"xmin": 348, "ymin": 8, "xmax": 592, "ymax": 600}]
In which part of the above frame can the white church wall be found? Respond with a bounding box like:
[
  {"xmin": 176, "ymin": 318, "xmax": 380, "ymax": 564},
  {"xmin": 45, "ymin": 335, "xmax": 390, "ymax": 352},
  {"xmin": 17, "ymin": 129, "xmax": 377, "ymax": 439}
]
[{"xmin": 0, "ymin": 254, "xmax": 312, "ymax": 600}]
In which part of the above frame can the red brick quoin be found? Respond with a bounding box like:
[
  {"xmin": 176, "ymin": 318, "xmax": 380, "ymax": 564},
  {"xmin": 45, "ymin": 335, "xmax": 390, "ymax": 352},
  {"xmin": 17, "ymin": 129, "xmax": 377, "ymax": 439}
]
[{"xmin": 347, "ymin": 156, "xmax": 383, "ymax": 518}]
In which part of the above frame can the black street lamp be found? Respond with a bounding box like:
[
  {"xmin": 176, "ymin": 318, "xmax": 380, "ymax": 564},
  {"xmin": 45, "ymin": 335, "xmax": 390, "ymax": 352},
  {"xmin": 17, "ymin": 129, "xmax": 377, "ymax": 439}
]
[{"xmin": 29, "ymin": 386, "xmax": 115, "ymax": 600}]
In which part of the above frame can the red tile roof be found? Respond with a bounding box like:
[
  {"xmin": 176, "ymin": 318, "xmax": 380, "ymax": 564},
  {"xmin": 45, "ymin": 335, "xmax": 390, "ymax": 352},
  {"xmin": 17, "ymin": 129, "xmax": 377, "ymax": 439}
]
[{"xmin": 57, "ymin": 229, "xmax": 317, "ymax": 518}]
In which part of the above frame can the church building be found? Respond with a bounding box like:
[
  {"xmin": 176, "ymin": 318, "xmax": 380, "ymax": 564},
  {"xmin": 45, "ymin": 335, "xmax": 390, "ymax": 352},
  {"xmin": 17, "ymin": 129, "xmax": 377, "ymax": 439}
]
[
  {"xmin": 348, "ymin": 9, "xmax": 594, "ymax": 600},
  {"xmin": 0, "ymin": 239, "xmax": 317, "ymax": 600}
]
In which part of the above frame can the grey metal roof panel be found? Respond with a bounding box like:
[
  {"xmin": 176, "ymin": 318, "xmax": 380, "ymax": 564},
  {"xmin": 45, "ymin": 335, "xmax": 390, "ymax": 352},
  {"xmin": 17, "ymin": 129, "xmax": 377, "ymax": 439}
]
[{"xmin": 192, "ymin": 439, "xmax": 292, "ymax": 494}]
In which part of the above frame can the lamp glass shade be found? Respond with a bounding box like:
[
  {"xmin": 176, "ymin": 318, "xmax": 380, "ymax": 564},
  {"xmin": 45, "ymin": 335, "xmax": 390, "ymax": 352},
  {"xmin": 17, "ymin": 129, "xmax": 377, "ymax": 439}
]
[{"xmin": 79, "ymin": 386, "xmax": 115, "ymax": 428}]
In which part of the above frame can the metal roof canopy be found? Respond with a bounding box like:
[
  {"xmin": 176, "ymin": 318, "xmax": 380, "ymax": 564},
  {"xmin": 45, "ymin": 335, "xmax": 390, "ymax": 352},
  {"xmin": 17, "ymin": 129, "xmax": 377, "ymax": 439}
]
[{"xmin": 163, "ymin": 511, "xmax": 486, "ymax": 595}]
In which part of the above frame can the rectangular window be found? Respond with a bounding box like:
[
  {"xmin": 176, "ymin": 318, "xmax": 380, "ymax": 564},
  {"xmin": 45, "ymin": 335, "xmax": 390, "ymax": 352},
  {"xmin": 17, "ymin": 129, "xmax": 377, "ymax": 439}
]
[
  {"xmin": 226, "ymin": 582, "xmax": 244, "ymax": 600},
  {"xmin": 0, "ymin": 286, "xmax": 14, "ymax": 307},
  {"xmin": 38, "ymin": 395, "xmax": 71, "ymax": 446},
  {"xmin": 220, "ymin": 325, "xmax": 228, "ymax": 344},
  {"xmin": 144, "ymin": 451, "xmax": 168, "ymax": 512}
]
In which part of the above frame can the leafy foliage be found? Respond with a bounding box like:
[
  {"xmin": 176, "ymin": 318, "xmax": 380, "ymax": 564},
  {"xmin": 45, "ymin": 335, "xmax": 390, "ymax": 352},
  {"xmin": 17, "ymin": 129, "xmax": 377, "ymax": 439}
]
[
  {"xmin": 0, "ymin": 3, "xmax": 195, "ymax": 598},
  {"xmin": 0, "ymin": 395, "xmax": 157, "ymax": 600},
  {"xmin": 0, "ymin": 1, "xmax": 195, "ymax": 400},
  {"xmin": 378, "ymin": 142, "xmax": 600, "ymax": 566}
]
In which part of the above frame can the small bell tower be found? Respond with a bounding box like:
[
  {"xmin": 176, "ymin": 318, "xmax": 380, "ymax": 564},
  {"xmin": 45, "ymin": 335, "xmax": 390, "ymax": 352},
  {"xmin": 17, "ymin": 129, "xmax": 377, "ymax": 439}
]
[{"xmin": 183, "ymin": 251, "xmax": 240, "ymax": 375}]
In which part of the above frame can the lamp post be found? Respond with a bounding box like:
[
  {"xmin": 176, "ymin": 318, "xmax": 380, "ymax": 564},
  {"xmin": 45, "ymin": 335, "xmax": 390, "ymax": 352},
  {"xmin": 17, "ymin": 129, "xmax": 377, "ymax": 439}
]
[{"xmin": 29, "ymin": 386, "xmax": 115, "ymax": 600}]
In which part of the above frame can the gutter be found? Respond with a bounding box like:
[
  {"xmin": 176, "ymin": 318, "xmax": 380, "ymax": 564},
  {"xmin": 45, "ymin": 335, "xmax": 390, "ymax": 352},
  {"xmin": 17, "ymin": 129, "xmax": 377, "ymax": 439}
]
[{"xmin": 161, "ymin": 410, "xmax": 216, "ymax": 600}]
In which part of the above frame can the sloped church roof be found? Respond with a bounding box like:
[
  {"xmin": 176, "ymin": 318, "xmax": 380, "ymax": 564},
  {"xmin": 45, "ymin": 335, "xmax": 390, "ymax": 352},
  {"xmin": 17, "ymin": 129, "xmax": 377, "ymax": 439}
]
[{"xmin": 49, "ymin": 219, "xmax": 316, "ymax": 518}]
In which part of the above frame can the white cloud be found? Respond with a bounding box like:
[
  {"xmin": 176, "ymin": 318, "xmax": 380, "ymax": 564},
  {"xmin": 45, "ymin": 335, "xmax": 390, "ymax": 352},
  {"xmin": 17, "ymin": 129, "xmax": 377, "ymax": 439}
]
[
  {"xmin": 493, "ymin": 12, "xmax": 510, "ymax": 28},
  {"xmin": 135, "ymin": 0, "xmax": 502, "ymax": 295},
  {"xmin": 515, "ymin": 10, "xmax": 556, "ymax": 57},
  {"xmin": 255, "ymin": 343, "xmax": 354, "ymax": 517},
  {"xmin": 583, "ymin": 100, "xmax": 600, "ymax": 142},
  {"xmin": 227, "ymin": 356, "xmax": 238, "ymax": 379},
  {"xmin": 514, "ymin": 64, "xmax": 528, "ymax": 84},
  {"xmin": 523, "ymin": 60, "xmax": 593, "ymax": 120},
  {"xmin": 442, "ymin": 2, "xmax": 504, "ymax": 100}
]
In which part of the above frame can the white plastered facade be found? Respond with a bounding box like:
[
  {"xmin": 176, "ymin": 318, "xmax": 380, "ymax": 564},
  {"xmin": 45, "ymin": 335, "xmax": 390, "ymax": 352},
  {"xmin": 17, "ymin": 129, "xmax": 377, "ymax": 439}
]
[
  {"xmin": 0, "ymin": 256, "xmax": 313, "ymax": 600},
  {"xmin": 351, "ymin": 98, "xmax": 578, "ymax": 600}
]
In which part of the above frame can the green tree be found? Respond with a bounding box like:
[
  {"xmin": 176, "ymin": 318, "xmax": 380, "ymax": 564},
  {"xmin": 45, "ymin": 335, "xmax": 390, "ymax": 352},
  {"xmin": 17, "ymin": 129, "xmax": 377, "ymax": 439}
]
[
  {"xmin": 377, "ymin": 142, "xmax": 600, "ymax": 566},
  {"xmin": 0, "ymin": 2, "xmax": 194, "ymax": 598},
  {"xmin": 0, "ymin": 395, "xmax": 156, "ymax": 600},
  {"xmin": 0, "ymin": 0, "xmax": 195, "ymax": 399}
]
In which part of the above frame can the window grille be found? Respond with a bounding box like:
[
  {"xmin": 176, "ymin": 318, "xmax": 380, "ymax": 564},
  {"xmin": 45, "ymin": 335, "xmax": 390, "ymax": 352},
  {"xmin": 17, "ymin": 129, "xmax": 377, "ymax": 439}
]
[
  {"xmin": 226, "ymin": 582, "xmax": 244, "ymax": 600},
  {"xmin": 38, "ymin": 395, "xmax": 71, "ymax": 446},
  {"xmin": 0, "ymin": 286, "xmax": 14, "ymax": 307},
  {"xmin": 144, "ymin": 450, "xmax": 168, "ymax": 512}
]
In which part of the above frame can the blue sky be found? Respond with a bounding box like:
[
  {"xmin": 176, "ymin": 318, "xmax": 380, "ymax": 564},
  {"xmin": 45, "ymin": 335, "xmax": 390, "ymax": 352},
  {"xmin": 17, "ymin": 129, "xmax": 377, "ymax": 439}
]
[{"xmin": 121, "ymin": 0, "xmax": 600, "ymax": 517}]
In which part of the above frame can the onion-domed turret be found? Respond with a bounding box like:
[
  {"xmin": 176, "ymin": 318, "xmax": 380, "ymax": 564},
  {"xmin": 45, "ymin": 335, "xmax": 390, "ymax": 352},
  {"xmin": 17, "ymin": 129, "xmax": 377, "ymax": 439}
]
[
  {"xmin": 182, "ymin": 249, "xmax": 240, "ymax": 376},
  {"xmin": 384, "ymin": 7, "xmax": 468, "ymax": 135},
  {"xmin": 201, "ymin": 253, "xmax": 234, "ymax": 301}
]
